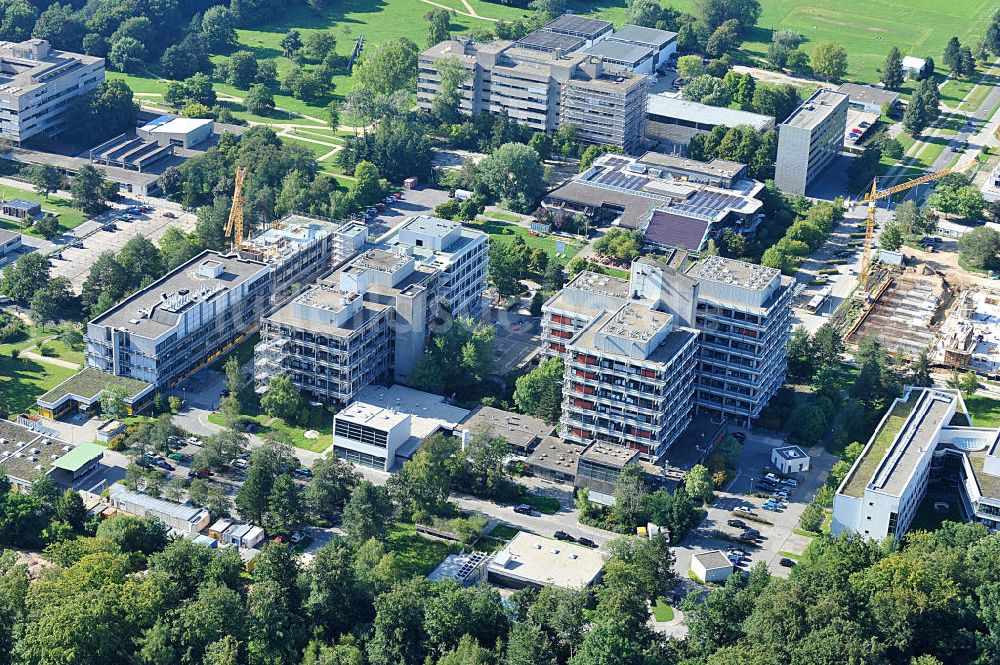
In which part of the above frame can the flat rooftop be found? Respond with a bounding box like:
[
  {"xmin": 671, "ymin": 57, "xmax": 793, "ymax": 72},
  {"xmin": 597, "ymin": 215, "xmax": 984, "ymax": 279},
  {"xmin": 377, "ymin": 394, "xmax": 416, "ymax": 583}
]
[
  {"xmin": 609, "ymin": 24, "xmax": 676, "ymax": 46},
  {"xmin": 38, "ymin": 367, "xmax": 151, "ymax": 406},
  {"xmin": 581, "ymin": 442, "xmax": 640, "ymax": 469},
  {"xmin": 639, "ymin": 152, "xmax": 745, "ymax": 179},
  {"xmin": 489, "ymin": 531, "xmax": 604, "ymax": 589},
  {"xmin": 352, "ymin": 248, "xmax": 411, "ymax": 273},
  {"xmin": 516, "ymin": 30, "xmax": 585, "ymax": 53},
  {"xmin": 403, "ymin": 215, "xmax": 459, "ymax": 239},
  {"xmin": 337, "ymin": 401, "xmax": 409, "ymax": 431},
  {"xmin": 687, "ymin": 255, "xmax": 780, "ymax": 290},
  {"xmin": 50, "ymin": 441, "xmax": 103, "ymax": 472},
  {"xmin": 836, "ymin": 82, "xmax": 900, "ymax": 107},
  {"xmin": 774, "ymin": 445, "xmax": 808, "ymax": 462},
  {"xmin": 266, "ymin": 287, "xmax": 388, "ymax": 337},
  {"xmin": 352, "ymin": 384, "xmax": 470, "ymax": 441},
  {"xmin": 782, "ymin": 89, "xmax": 847, "ymax": 130},
  {"xmin": 462, "ymin": 406, "xmax": 554, "ymax": 450},
  {"xmin": 543, "ymin": 14, "xmax": 613, "ymax": 37},
  {"xmin": 90, "ymin": 250, "xmax": 268, "ymax": 339},
  {"xmin": 565, "ymin": 270, "xmax": 630, "ymax": 299},
  {"xmin": 647, "ymin": 94, "xmax": 774, "ymax": 130},
  {"xmin": 109, "ymin": 484, "xmax": 206, "ymax": 524},
  {"xmin": 0, "ymin": 39, "xmax": 102, "ymax": 95},
  {"xmin": 0, "ymin": 419, "xmax": 70, "ymax": 482},
  {"xmin": 527, "ymin": 436, "xmax": 585, "ymax": 475},
  {"xmin": 583, "ymin": 40, "xmax": 652, "ymax": 65},
  {"xmin": 693, "ymin": 549, "xmax": 733, "ymax": 571},
  {"xmin": 596, "ymin": 303, "xmax": 671, "ymax": 342}
]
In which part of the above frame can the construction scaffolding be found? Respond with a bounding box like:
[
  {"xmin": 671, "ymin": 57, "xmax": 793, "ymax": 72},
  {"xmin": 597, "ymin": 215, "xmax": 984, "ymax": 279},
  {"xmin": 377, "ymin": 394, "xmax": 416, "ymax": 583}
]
[
  {"xmin": 847, "ymin": 267, "xmax": 947, "ymax": 358},
  {"xmin": 932, "ymin": 289, "xmax": 1000, "ymax": 378}
]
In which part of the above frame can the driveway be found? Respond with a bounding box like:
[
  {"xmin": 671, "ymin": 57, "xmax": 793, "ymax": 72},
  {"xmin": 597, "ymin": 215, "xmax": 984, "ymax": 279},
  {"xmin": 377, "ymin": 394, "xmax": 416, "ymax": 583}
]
[{"xmin": 671, "ymin": 432, "xmax": 836, "ymax": 579}]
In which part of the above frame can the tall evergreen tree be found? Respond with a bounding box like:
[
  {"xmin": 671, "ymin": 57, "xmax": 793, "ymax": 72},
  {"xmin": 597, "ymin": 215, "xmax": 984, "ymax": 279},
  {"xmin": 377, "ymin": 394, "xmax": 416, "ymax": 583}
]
[
  {"xmin": 881, "ymin": 46, "xmax": 904, "ymax": 90},
  {"xmin": 943, "ymin": 36, "xmax": 961, "ymax": 72}
]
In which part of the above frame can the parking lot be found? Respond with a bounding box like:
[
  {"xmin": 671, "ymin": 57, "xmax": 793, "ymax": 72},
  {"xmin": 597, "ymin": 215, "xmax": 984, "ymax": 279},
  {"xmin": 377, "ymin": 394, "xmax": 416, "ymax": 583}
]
[
  {"xmin": 673, "ymin": 431, "xmax": 837, "ymax": 579},
  {"xmin": 50, "ymin": 203, "xmax": 196, "ymax": 292},
  {"xmin": 365, "ymin": 187, "xmax": 450, "ymax": 239}
]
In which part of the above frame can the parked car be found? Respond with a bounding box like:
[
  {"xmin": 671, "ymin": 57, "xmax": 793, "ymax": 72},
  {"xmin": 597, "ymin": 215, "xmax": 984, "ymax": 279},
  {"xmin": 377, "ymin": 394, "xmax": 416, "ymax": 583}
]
[
  {"xmin": 290, "ymin": 531, "xmax": 305, "ymax": 544},
  {"xmin": 231, "ymin": 458, "xmax": 249, "ymax": 469},
  {"xmin": 186, "ymin": 437, "xmax": 201, "ymax": 445},
  {"xmin": 513, "ymin": 504, "xmax": 533, "ymax": 515},
  {"xmin": 577, "ymin": 537, "xmax": 597, "ymax": 548},
  {"xmin": 780, "ymin": 479, "xmax": 798, "ymax": 487},
  {"xmin": 167, "ymin": 453, "xmax": 189, "ymax": 463},
  {"xmin": 294, "ymin": 467, "xmax": 313, "ymax": 478},
  {"xmin": 553, "ymin": 531, "xmax": 574, "ymax": 542},
  {"xmin": 140, "ymin": 205, "xmax": 154, "ymax": 212},
  {"xmin": 734, "ymin": 506, "xmax": 757, "ymax": 516},
  {"xmin": 761, "ymin": 504, "xmax": 778, "ymax": 512},
  {"xmin": 728, "ymin": 553, "xmax": 742, "ymax": 564},
  {"xmin": 162, "ymin": 211, "xmax": 177, "ymax": 218},
  {"xmin": 779, "ymin": 558, "xmax": 796, "ymax": 568},
  {"xmin": 764, "ymin": 473, "xmax": 780, "ymax": 483},
  {"xmin": 727, "ymin": 519, "xmax": 746, "ymax": 528}
]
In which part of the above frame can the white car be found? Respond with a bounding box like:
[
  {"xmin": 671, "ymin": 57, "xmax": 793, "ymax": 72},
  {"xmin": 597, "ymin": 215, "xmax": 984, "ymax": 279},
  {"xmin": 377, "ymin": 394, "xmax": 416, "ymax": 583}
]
[
  {"xmin": 781, "ymin": 479, "xmax": 798, "ymax": 487},
  {"xmin": 230, "ymin": 458, "xmax": 249, "ymax": 469},
  {"xmin": 289, "ymin": 531, "xmax": 305, "ymax": 544}
]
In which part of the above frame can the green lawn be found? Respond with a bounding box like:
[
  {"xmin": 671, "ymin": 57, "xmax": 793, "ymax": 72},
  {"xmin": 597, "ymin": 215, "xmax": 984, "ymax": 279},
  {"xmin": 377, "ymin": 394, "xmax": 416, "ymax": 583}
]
[
  {"xmin": 0, "ymin": 184, "xmax": 88, "ymax": 236},
  {"xmin": 34, "ymin": 338, "xmax": 84, "ymax": 366},
  {"xmin": 965, "ymin": 394, "xmax": 1000, "ymax": 429},
  {"xmin": 280, "ymin": 136, "xmax": 338, "ymax": 161},
  {"xmin": 521, "ymin": 493, "xmax": 561, "ymax": 515},
  {"xmin": 467, "ymin": 218, "xmax": 581, "ymax": 265},
  {"xmin": 488, "ymin": 524, "xmax": 521, "ymax": 540},
  {"xmin": 651, "ymin": 598, "xmax": 675, "ymax": 622},
  {"xmin": 940, "ymin": 64, "xmax": 997, "ymax": 109},
  {"xmin": 0, "ymin": 355, "xmax": 78, "ymax": 418},
  {"xmin": 207, "ymin": 411, "xmax": 332, "ymax": 452},
  {"xmin": 385, "ymin": 521, "xmax": 459, "ymax": 578},
  {"xmin": 484, "ymin": 210, "xmax": 521, "ymax": 223}
]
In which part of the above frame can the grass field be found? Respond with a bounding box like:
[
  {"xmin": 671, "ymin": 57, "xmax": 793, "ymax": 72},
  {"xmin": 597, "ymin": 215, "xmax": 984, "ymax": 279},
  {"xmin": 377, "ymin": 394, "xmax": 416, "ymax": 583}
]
[
  {"xmin": 0, "ymin": 183, "xmax": 88, "ymax": 236},
  {"xmin": 385, "ymin": 521, "xmax": 458, "ymax": 577},
  {"xmin": 651, "ymin": 599, "xmax": 675, "ymax": 622},
  {"xmin": 0, "ymin": 355, "xmax": 78, "ymax": 418},
  {"xmin": 467, "ymin": 218, "xmax": 581, "ymax": 265},
  {"xmin": 966, "ymin": 393, "xmax": 1000, "ymax": 428}
]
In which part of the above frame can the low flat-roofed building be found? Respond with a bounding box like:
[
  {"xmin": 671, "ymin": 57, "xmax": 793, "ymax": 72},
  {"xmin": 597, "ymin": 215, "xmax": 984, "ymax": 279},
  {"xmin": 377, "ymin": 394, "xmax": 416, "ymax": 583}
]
[
  {"xmin": 108, "ymin": 484, "xmax": 211, "ymax": 536},
  {"xmin": 606, "ymin": 24, "xmax": 677, "ymax": 69},
  {"xmin": 831, "ymin": 387, "xmax": 1000, "ymax": 540},
  {"xmin": 50, "ymin": 441, "xmax": 103, "ymax": 480},
  {"xmin": 541, "ymin": 14, "xmax": 614, "ymax": 46},
  {"xmin": 333, "ymin": 384, "xmax": 470, "ymax": 471},
  {"xmin": 488, "ymin": 531, "xmax": 604, "ymax": 589},
  {"xmin": 772, "ymin": 445, "xmax": 810, "ymax": 475},
  {"xmin": 690, "ymin": 549, "xmax": 733, "ymax": 583},
  {"xmin": 902, "ymin": 56, "xmax": 927, "ymax": 77},
  {"xmin": 0, "ymin": 419, "xmax": 70, "ymax": 491},
  {"xmin": 836, "ymin": 83, "xmax": 900, "ymax": 114},
  {"xmin": 576, "ymin": 442, "xmax": 641, "ymax": 504},
  {"xmin": 461, "ymin": 405, "xmax": 554, "ymax": 454},
  {"xmin": 137, "ymin": 115, "xmax": 214, "ymax": 148},
  {"xmin": 429, "ymin": 551, "xmax": 491, "ymax": 586},
  {"xmin": 645, "ymin": 94, "xmax": 774, "ymax": 152},
  {"xmin": 95, "ymin": 419, "xmax": 125, "ymax": 443},
  {"xmin": 36, "ymin": 367, "xmax": 154, "ymax": 419},
  {"xmin": 0, "ymin": 198, "xmax": 41, "ymax": 222},
  {"xmin": 583, "ymin": 40, "xmax": 654, "ymax": 74},
  {"xmin": 0, "ymin": 228, "xmax": 21, "ymax": 257},
  {"xmin": 543, "ymin": 152, "xmax": 764, "ymax": 246},
  {"xmin": 526, "ymin": 436, "xmax": 585, "ymax": 484}
]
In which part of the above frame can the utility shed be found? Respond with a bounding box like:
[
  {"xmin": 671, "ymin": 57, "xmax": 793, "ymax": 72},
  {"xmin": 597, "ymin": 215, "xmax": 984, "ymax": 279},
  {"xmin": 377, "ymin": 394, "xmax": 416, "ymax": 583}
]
[
  {"xmin": 690, "ymin": 550, "xmax": 733, "ymax": 583},
  {"xmin": 50, "ymin": 441, "xmax": 103, "ymax": 480}
]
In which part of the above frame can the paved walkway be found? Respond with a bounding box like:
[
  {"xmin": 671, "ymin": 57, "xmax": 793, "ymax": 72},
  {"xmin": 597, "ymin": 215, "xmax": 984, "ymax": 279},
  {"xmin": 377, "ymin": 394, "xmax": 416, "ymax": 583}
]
[{"xmin": 19, "ymin": 349, "xmax": 79, "ymax": 369}]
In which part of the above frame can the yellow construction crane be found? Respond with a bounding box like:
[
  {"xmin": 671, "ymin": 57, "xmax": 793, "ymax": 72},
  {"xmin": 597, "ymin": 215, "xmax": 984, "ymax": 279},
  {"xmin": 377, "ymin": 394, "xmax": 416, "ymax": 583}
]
[
  {"xmin": 224, "ymin": 164, "xmax": 247, "ymax": 252},
  {"xmin": 856, "ymin": 157, "xmax": 976, "ymax": 288}
]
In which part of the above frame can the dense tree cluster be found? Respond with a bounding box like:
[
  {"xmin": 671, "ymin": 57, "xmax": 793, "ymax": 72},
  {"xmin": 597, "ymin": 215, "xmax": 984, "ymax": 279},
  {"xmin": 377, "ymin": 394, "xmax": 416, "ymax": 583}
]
[
  {"xmin": 410, "ymin": 317, "xmax": 495, "ymax": 399},
  {"xmin": 759, "ymin": 199, "xmax": 844, "ymax": 275},
  {"xmin": 689, "ymin": 125, "xmax": 780, "ymax": 181}
]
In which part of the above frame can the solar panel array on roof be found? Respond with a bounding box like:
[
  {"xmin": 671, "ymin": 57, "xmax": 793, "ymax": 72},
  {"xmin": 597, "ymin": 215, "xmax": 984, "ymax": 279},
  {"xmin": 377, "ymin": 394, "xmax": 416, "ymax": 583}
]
[
  {"xmin": 596, "ymin": 168, "xmax": 649, "ymax": 190},
  {"xmin": 515, "ymin": 30, "xmax": 585, "ymax": 53},
  {"xmin": 673, "ymin": 191, "xmax": 744, "ymax": 218},
  {"xmin": 643, "ymin": 209, "xmax": 710, "ymax": 252}
]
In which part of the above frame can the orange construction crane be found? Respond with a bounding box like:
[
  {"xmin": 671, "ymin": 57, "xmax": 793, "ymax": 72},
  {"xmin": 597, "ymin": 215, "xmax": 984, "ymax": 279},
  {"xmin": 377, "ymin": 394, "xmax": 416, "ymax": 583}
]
[{"xmin": 224, "ymin": 164, "xmax": 247, "ymax": 251}]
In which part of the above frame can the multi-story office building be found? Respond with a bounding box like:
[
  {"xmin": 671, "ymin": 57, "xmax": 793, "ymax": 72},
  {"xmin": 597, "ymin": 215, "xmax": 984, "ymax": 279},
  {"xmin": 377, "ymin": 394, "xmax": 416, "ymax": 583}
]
[
  {"xmin": 685, "ymin": 256, "xmax": 793, "ymax": 423},
  {"xmin": 378, "ymin": 215, "xmax": 489, "ymax": 318},
  {"xmin": 0, "ymin": 39, "xmax": 105, "ymax": 143},
  {"xmin": 833, "ymin": 387, "xmax": 1000, "ymax": 540},
  {"xmin": 543, "ymin": 255, "xmax": 792, "ymax": 452},
  {"xmin": 774, "ymin": 88, "xmax": 848, "ymax": 195},
  {"xmin": 561, "ymin": 302, "xmax": 698, "ymax": 461},
  {"xmin": 256, "ymin": 217, "xmax": 489, "ymax": 405},
  {"xmin": 239, "ymin": 214, "xmax": 368, "ymax": 299},
  {"xmin": 417, "ymin": 23, "xmax": 650, "ymax": 152},
  {"xmin": 605, "ymin": 25, "xmax": 677, "ymax": 70},
  {"xmin": 85, "ymin": 251, "xmax": 272, "ymax": 388}
]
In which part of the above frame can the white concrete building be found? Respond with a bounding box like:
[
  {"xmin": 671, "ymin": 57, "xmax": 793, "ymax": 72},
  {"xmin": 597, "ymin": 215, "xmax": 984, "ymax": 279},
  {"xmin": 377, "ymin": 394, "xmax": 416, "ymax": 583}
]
[
  {"xmin": 488, "ymin": 531, "xmax": 605, "ymax": 589},
  {"xmin": 0, "ymin": 39, "xmax": 105, "ymax": 143},
  {"xmin": 690, "ymin": 550, "xmax": 733, "ymax": 583},
  {"xmin": 772, "ymin": 445, "xmax": 810, "ymax": 475},
  {"xmin": 332, "ymin": 384, "xmax": 470, "ymax": 471},
  {"xmin": 832, "ymin": 387, "xmax": 1000, "ymax": 540},
  {"xmin": 774, "ymin": 89, "xmax": 849, "ymax": 195},
  {"xmin": 606, "ymin": 24, "xmax": 677, "ymax": 70},
  {"xmin": 86, "ymin": 251, "xmax": 273, "ymax": 389},
  {"xmin": 137, "ymin": 116, "xmax": 214, "ymax": 148}
]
